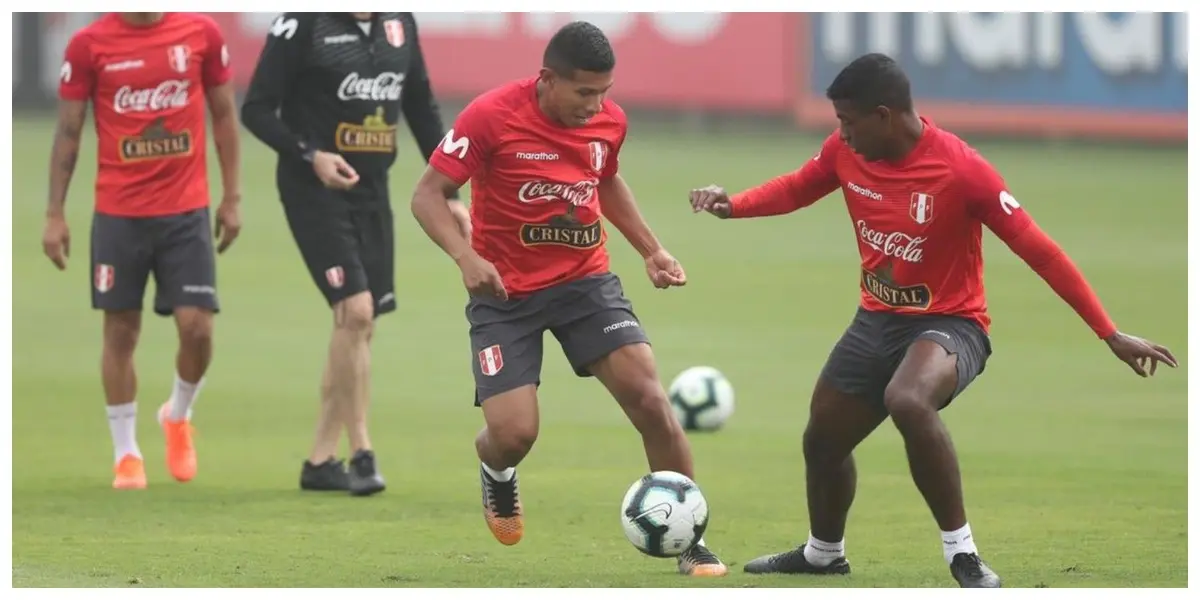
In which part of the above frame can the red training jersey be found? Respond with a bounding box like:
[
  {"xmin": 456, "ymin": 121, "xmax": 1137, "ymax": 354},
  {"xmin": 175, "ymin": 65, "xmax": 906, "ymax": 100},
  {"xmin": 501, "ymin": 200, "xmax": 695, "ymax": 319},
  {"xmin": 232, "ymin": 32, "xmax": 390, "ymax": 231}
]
[
  {"xmin": 58, "ymin": 13, "xmax": 232, "ymax": 217},
  {"xmin": 729, "ymin": 118, "xmax": 1116, "ymax": 338},
  {"xmin": 429, "ymin": 77, "xmax": 626, "ymax": 296}
]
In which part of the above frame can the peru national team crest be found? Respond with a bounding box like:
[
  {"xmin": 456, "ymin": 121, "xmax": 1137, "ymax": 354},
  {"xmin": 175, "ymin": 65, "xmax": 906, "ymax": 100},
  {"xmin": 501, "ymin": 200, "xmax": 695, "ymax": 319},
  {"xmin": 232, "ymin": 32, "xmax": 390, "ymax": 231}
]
[
  {"xmin": 910, "ymin": 192, "xmax": 934, "ymax": 225},
  {"xmin": 478, "ymin": 344, "xmax": 504, "ymax": 377},
  {"xmin": 95, "ymin": 264, "xmax": 114, "ymax": 293},
  {"xmin": 325, "ymin": 266, "xmax": 345, "ymax": 289},
  {"xmin": 588, "ymin": 141, "xmax": 608, "ymax": 174},
  {"xmin": 384, "ymin": 20, "xmax": 405, "ymax": 47},
  {"xmin": 168, "ymin": 44, "xmax": 191, "ymax": 73}
]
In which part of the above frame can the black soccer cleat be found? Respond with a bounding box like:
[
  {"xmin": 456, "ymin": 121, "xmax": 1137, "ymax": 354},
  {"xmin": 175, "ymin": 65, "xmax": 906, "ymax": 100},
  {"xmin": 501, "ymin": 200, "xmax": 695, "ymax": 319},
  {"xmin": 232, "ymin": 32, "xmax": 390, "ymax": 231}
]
[
  {"xmin": 950, "ymin": 552, "xmax": 1001, "ymax": 588},
  {"xmin": 348, "ymin": 449, "xmax": 386, "ymax": 497},
  {"xmin": 300, "ymin": 457, "xmax": 350, "ymax": 491},
  {"xmin": 743, "ymin": 544, "xmax": 852, "ymax": 575}
]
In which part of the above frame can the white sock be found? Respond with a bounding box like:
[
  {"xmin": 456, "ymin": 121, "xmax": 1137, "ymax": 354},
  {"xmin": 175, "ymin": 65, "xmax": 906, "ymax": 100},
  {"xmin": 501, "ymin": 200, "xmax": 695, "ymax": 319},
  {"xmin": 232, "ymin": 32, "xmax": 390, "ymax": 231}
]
[
  {"xmin": 106, "ymin": 402, "xmax": 141, "ymax": 463},
  {"xmin": 803, "ymin": 532, "xmax": 845, "ymax": 567},
  {"xmin": 168, "ymin": 373, "xmax": 203, "ymax": 421},
  {"xmin": 696, "ymin": 537, "xmax": 707, "ymax": 548},
  {"xmin": 481, "ymin": 462, "xmax": 515, "ymax": 482},
  {"xmin": 941, "ymin": 523, "xmax": 978, "ymax": 564}
]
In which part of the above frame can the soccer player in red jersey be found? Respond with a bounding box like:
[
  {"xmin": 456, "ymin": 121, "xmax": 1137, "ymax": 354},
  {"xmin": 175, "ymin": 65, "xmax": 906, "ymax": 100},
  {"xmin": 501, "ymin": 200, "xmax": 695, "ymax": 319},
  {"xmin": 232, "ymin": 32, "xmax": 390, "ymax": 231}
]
[
  {"xmin": 690, "ymin": 53, "xmax": 1177, "ymax": 588},
  {"xmin": 42, "ymin": 12, "xmax": 242, "ymax": 490},
  {"xmin": 411, "ymin": 22, "xmax": 727, "ymax": 576}
]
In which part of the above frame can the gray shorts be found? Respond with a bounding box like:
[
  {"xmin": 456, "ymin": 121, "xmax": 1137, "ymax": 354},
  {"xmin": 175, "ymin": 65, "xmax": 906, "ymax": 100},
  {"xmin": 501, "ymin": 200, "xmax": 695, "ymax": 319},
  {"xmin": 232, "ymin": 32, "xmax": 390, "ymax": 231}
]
[
  {"xmin": 90, "ymin": 208, "xmax": 218, "ymax": 317},
  {"xmin": 819, "ymin": 306, "xmax": 992, "ymax": 412},
  {"xmin": 467, "ymin": 272, "xmax": 649, "ymax": 405}
]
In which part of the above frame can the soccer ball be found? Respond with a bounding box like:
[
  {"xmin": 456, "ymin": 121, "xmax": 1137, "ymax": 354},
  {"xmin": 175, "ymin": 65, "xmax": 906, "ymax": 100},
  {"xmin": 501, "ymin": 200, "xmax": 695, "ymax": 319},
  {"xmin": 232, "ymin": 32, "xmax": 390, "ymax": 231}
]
[
  {"xmin": 620, "ymin": 470, "xmax": 710, "ymax": 558},
  {"xmin": 668, "ymin": 366, "xmax": 735, "ymax": 432}
]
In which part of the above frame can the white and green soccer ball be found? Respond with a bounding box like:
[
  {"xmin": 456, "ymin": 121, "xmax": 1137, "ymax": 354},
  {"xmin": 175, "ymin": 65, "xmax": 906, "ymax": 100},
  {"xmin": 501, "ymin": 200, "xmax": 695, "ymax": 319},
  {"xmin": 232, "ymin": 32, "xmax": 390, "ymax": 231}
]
[
  {"xmin": 620, "ymin": 470, "xmax": 710, "ymax": 558},
  {"xmin": 668, "ymin": 366, "xmax": 735, "ymax": 432}
]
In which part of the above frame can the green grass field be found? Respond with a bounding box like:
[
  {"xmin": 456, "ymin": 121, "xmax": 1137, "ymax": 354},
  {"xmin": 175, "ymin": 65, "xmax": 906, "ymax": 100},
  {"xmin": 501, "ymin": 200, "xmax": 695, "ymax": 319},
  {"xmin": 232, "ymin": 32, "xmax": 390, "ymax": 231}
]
[{"xmin": 11, "ymin": 115, "xmax": 1188, "ymax": 588}]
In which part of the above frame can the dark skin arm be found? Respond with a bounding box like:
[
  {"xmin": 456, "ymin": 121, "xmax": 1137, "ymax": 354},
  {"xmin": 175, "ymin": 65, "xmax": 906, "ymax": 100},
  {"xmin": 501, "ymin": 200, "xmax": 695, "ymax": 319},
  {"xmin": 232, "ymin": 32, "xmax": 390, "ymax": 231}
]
[
  {"xmin": 43, "ymin": 99, "xmax": 88, "ymax": 270},
  {"xmin": 206, "ymin": 81, "xmax": 242, "ymax": 253}
]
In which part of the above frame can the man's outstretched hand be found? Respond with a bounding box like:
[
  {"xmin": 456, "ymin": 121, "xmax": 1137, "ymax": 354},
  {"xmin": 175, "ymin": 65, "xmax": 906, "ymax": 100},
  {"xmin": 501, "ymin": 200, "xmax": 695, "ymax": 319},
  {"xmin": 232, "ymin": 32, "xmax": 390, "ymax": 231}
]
[
  {"xmin": 1105, "ymin": 331, "xmax": 1178, "ymax": 377},
  {"xmin": 689, "ymin": 185, "xmax": 732, "ymax": 218}
]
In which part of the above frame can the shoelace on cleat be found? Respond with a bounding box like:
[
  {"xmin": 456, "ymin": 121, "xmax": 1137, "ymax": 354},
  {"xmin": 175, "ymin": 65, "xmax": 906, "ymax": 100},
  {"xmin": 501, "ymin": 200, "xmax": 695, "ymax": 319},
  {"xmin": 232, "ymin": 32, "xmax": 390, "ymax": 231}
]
[
  {"xmin": 957, "ymin": 554, "xmax": 986, "ymax": 577},
  {"xmin": 485, "ymin": 476, "xmax": 519, "ymax": 518},
  {"xmin": 685, "ymin": 545, "xmax": 721, "ymax": 565}
]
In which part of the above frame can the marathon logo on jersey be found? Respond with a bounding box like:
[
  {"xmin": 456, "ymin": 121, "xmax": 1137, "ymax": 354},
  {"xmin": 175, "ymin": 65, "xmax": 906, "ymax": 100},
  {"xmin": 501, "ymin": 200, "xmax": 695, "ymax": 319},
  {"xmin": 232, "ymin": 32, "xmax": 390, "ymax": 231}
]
[
  {"xmin": 588, "ymin": 141, "xmax": 608, "ymax": 174},
  {"xmin": 94, "ymin": 264, "xmax": 115, "ymax": 294},
  {"xmin": 857, "ymin": 220, "xmax": 926, "ymax": 263},
  {"xmin": 335, "ymin": 106, "xmax": 396, "ymax": 153},
  {"xmin": 325, "ymin": 266, "xmax": 345, "ymax": 289},
  {"xmin": 861, "ymin": 263, "xmax": 931, "ymax": 310},
  {"xmin": 168, "ymin": 44, "xmax": 191, "ymax": 74},
  {"xmin": 337, "ymin": 72, "xmax": 405, "ymax": 102},
  {"xmin": 910, "ymin": 192, "xmax": 935, "ymax": 225},
  {"xmin": 384, "ymin": 20, "xmax": 406, "ymax": 47},
  {"xmin": 113, "ymin": 80, "xmax": 191, "ymax": 115},
  {"xmin": 478, "ymin": 344, "xmax": 504, "ymax": 377},
  {"xmin": 118, "ymin": 117, "xmax": 192, "ymax": 162}
]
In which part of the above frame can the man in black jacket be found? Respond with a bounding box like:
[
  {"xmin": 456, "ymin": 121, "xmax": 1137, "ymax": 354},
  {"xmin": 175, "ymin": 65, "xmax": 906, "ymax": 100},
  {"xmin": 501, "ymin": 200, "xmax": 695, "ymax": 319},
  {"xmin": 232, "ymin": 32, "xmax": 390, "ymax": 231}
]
[{"xmin": 241, "ymin": 12, "xmax": 469, "ymax": 496}]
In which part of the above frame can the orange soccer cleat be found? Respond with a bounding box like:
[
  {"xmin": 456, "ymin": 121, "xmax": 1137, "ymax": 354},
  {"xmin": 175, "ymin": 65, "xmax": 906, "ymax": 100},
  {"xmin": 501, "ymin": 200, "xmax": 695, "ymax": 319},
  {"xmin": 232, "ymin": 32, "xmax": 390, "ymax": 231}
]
[
  {"xmin": 112, "ymin": 454, "xmax": 147, "ymax": 490},
  {"xmin": 158, "ymin": 403, "xmax": 197, "ymax": 482},
  {"xmin": 480, "ymin": 466, "xmax": 524, "ymax": 546}
]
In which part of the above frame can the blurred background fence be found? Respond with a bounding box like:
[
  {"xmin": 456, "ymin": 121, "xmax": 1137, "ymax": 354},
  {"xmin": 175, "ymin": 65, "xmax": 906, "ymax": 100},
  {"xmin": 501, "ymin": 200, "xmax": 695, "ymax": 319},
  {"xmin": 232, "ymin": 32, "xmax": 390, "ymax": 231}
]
[{"xmin": 11, "ymin": 12, "xmax": 1188, "ymax": 143}]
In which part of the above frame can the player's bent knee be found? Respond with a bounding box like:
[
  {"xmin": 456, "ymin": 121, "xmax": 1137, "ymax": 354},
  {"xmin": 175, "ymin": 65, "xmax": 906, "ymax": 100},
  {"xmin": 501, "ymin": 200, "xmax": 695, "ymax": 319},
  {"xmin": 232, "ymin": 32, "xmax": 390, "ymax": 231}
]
[
  {"xmin": 333, "ymin": 292, "xmax": 375, "ymax": 333},
  {"xmin": 882, "ymin": 385, "xmax": 935, "ymax": 425},
  {"xmin": 621, "ymin": 379, "xmax": 677, "ymax": 434}
]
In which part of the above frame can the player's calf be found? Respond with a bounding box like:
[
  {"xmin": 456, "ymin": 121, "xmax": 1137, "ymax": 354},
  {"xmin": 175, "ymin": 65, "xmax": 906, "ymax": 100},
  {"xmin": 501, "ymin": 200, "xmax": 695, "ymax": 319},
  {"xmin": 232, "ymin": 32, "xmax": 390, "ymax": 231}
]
[
  {"xmin": 476, "ymin": 385, "xmax": 539, "ymax": 546},
  {"xmin": 102, "ymin": 311, "xmax": 143, "ymax": 486}
]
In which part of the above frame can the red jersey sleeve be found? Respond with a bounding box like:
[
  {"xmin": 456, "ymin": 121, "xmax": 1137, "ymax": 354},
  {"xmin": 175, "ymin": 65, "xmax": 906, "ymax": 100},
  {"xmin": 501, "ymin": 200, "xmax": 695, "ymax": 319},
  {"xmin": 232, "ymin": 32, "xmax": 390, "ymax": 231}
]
[
  {"xmin": 728, "ymin": 131, "xmax": 842, "ymax": 218},
  {"xmin": 960, "ymin": 151, "xmax": 1117, "ymax": 339},
  {"xmin": 199, "ymin": 16, "xmax": 233, "ymax": 89},
  {"xmin": 428, "ymin": 95, "xmax": 500, "ymax": 186},
  {"xmin": 58, "ymin": 31, "xmax": 95, "ymax": 101}
]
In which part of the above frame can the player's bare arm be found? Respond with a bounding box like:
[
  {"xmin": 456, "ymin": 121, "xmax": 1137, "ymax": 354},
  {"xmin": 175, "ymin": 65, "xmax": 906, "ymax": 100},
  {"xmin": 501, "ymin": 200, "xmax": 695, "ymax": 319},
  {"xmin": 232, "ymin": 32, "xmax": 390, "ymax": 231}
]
[
  {"xmin": 411, "ymin": 166, "xmax": 505, "ymax": 300},
  {"xmin": 43, "ymin": 98, "xmax": 87, "ymax": 270},
  {"xmin": 600, "ymin": 175, "xmax": 685, "ymax": 288},
  {"xmin": 206, "ymin": 81, "xmax": 242, "ymax": 253}
]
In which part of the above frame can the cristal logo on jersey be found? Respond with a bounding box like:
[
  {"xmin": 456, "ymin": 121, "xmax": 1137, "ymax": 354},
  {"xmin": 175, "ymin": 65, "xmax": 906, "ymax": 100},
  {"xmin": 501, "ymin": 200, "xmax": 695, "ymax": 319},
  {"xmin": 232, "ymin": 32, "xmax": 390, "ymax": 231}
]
[
  {"xmin": 383, "ymin": 20, "xmax": 405, "ymax": 47},
  {"xmin": 479, "ymin": 345, "xmax": 504, "ymax": 377},
  {"xmin": 910, "ymin": 192, "xmax": 934, "ymax": 224},
  {"xmin": 167, "ymin": 44, "xmax": 191, "ymax": 74},
  {"xmin": 337, "ymin": 72, "xmax": 404, "ymax": 102},
  {"xmin": 336, "ymin": 106, "xmax": 396, "ymax": 154},
  {"xmin": 95, "ymin": 264, "xmax": 115, "ymax": 293},
  {"xmin": 113, "ymin": 80, "xmax": 191, "ymax": 115},
  {"xmin": 517, "ymin": 179, "xmax": 599, "ymax": 206},
  {"xmin": 119, "ymin": 117, "xmax": 193, "ymax": 162},
  {"xmin": 588, "ymin": 141, "xmax": 608, "ymax": 173},
  {"xmin": 861, "ymin": 263, "xmax": 931, "ymax": 309},
  {"xmin": 857, "ymin": 220, "xmax": 926, "ymax": 263}
]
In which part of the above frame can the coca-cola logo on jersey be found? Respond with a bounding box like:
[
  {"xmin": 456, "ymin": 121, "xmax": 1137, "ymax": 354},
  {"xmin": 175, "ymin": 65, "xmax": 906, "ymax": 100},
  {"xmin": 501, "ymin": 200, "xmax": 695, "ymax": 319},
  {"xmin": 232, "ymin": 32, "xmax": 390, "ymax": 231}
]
[
  {"xmin": 857, "ymin": 220, "xmax": 926, "ymax": 263},
  {"xmin": 113, "ymin": 80, "xmax": 191, "ymax": 114},
  {"xmin": 337, "ymin": 72, "xmax": 405, "ymax": 102},
  {"xmin": 517, "ymin": 179, "xmax": 599, "ymax": 206}
]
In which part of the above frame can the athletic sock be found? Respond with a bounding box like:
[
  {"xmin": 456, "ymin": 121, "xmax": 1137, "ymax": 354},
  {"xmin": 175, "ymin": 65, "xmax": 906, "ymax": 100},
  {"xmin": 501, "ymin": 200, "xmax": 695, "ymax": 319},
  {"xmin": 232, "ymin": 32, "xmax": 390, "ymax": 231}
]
[
  {"xmin": 481, "ymin": 462, "xmax": 515, "ymax": 482},
  {"xmin": 106, "ymin": 402, "xmax": 141, "ymax": 463},
  {"xmin": 941, "ymin": 523, "xmax": 978, "ymax": 564},
  {"xmin": 803, "ymin": 532, "xmax": 845, "ymax": 567},
  {"xmin": 168, "ymin": 373, "xmax": 203, "ymax": 421}
]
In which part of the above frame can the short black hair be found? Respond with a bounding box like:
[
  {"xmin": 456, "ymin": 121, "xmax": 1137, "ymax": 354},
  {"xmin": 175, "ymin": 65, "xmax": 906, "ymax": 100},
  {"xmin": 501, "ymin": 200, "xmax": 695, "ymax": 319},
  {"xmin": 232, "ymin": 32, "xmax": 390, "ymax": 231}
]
[
  {"xmin": 543, "ymin": 21, "xmax": 615, "ymax": 77},
  {"xmin": 825, "ymin": 53, "xmax": 913, "ymax": 113}
]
